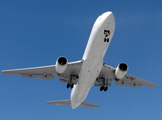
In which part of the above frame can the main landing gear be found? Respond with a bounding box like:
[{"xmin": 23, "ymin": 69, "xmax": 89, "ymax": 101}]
[
  {"xmin": 96, "ymin": 76, "xmax": 109, "ymax": 92},
  {"xmin": 100, "ymin": 86, "xmax": 108, "ymax": 92},
  {"xmin": 66, "ymin": 75, "xmax": 78, "ymax": 89}
]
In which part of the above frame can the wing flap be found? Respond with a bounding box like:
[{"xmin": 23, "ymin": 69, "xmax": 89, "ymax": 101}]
[
  {"xmin": 22, "ymin": 74, "xmax": 54, "ymax": 80},
  {"xmin": 59, "ymin": 78, "xmax": 78, "ymax": 84},
  {"xmin": 116, "ymin": 81, "xmax": 141, "ymax": 87}
]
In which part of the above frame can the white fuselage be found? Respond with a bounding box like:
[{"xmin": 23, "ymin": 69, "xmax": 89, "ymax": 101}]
[{"xmin": 70, "ymin": 12, "xmax": 115, "ymax": 109}]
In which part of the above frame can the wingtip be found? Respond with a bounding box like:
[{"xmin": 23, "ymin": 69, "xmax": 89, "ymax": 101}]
[
  {"xmin": 1, "ymin": 70, "xmax": 12, "ymax": 75},
  {"xmin": 1, "ymin": 70, "xmax": 6, "ymax": 74},
  {"xmin": 153, "ymin": 84, "xmax": 157, "ymax": 88}
]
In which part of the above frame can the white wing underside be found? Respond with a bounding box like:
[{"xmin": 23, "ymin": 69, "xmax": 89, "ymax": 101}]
[
  {"xmin": 2, "ymin": 61, "xmax": 157, "ymax": 87},
  {"xmin": 2, "ymin": 61, "xmax": 82, "ymax": 80},
  {"xmin": 97, "ymin": 64, "xmax": 157, "ymax": 87}
]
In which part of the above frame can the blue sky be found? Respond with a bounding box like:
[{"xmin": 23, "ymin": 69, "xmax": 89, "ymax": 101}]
[{"xmin": 0, "ymin": 0, "xmax": 162, "ymax": 120}]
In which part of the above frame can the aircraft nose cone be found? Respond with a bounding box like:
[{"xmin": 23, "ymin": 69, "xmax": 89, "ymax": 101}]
[
  {"xmin": 100, "ymin": 11, "xmax": 113, "ymax": 18},
  {"xmin": 105, "ymin": 11, "xmax": 114, "ymax": 20},
  {"xmin": 100, "ymin": 11, "xmax": 115, "ymax": 24},
  {"xmin": 105, "ymin": 11, "xmax": 113, "ymax": 16}
]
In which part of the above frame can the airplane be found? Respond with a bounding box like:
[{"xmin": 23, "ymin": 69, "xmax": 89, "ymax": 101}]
[{"xmin": 2, "ymin": 11, "xmax": 157, "ymax": 109}]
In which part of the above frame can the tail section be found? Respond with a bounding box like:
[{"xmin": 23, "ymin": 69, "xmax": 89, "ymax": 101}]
[{"xmin": 46, "ymin": 100, "xmax": 99, "ymax": 109}]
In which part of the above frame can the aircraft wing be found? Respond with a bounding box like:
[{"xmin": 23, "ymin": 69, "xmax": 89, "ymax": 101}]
[
  {"xmin": 95, "ymin": 64, "xmax": 157, "ymax": 88},
  {"xmin": 2, "ymin": 60, "xmax": 82, "ymax": 81}
]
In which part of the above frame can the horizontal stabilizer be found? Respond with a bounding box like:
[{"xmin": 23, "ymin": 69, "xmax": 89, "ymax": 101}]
[
  {"xmin": 47, "ymin": 100, "xmax": 71, "ymax": 106},
  {"xmin": 46, "ymin": 100, "xmax": 99, "ymax": 108},
  {"xmin": 80, "ymin": 101, "xmax": 100, "ymax": 108}
]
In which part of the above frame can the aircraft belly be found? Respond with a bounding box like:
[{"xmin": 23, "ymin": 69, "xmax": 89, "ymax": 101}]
[
  {"xmin": 71, "ymin": 54, "xmax": 103, "ymax": 106},
  {"xmin": 72, "ymin": 22, "xmax": 112, "ymax": 106},
  {"xmin": 79, "ymin": 59, "xmax": 103, "ymax": 86},
  {"xmin": 71, "ymin": 12, "xmax": 115, "ymax": 109}
]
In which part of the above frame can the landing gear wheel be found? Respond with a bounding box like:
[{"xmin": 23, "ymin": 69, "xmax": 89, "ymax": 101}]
[
  {"xmin": 100, "ymin": 86, "xmax": 108, "ymax": 92},
  {"xmin": 104, "ymin": 86, "xmax": 108, "ymax": 91},
  {"xmin": 100, "ymin": 86, "xmax": 104, "ymax": 91},
  {"xmin": 107, "ymin": 38, "xmax": 109, "ymax": 42},
  {"xmin": 67, "ymin": 83, "xmax": 70, "ymax": 89},
  {"xmin": 104, "ymin": 38, "xmax": 109, "ymax": 42}
]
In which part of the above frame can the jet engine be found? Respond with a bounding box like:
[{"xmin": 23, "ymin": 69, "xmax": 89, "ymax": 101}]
[
  {"xmin": 115, "ymin": 63, "xmax": 128, "ymax": 80},
  {"xmin": 55, "ymin": 56, "xmax": 68, "ymax": 74}
]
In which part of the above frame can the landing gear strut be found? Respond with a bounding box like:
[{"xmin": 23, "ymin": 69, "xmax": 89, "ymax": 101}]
[
  {"xmin": 97, "ymin": 76, "xmax": 109, "ymax": 92},
  {"xmin": 67, "ymin": 83, "xmax": 74, "ymax": 89},
  {"xmin": 66, "ymin": 75, "xmax": 77, "ymax": 89}
]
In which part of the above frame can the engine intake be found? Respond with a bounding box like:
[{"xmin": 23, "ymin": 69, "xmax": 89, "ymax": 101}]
[
  {"xmin": 56, "ymin": 57, "xmax": 68, "ymax": 74},
  {"xmin": 115, "ymin": 63, "xmax": 128, "ymax": 80}
]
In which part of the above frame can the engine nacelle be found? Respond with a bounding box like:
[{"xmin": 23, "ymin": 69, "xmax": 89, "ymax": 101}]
[
  {"xmin": 115, "ymin": 63, "xmax": 128, "ymax": 80},
  {"xmin": 55, "ymin": 56, "xmax": 68, "ymax": 74}
]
